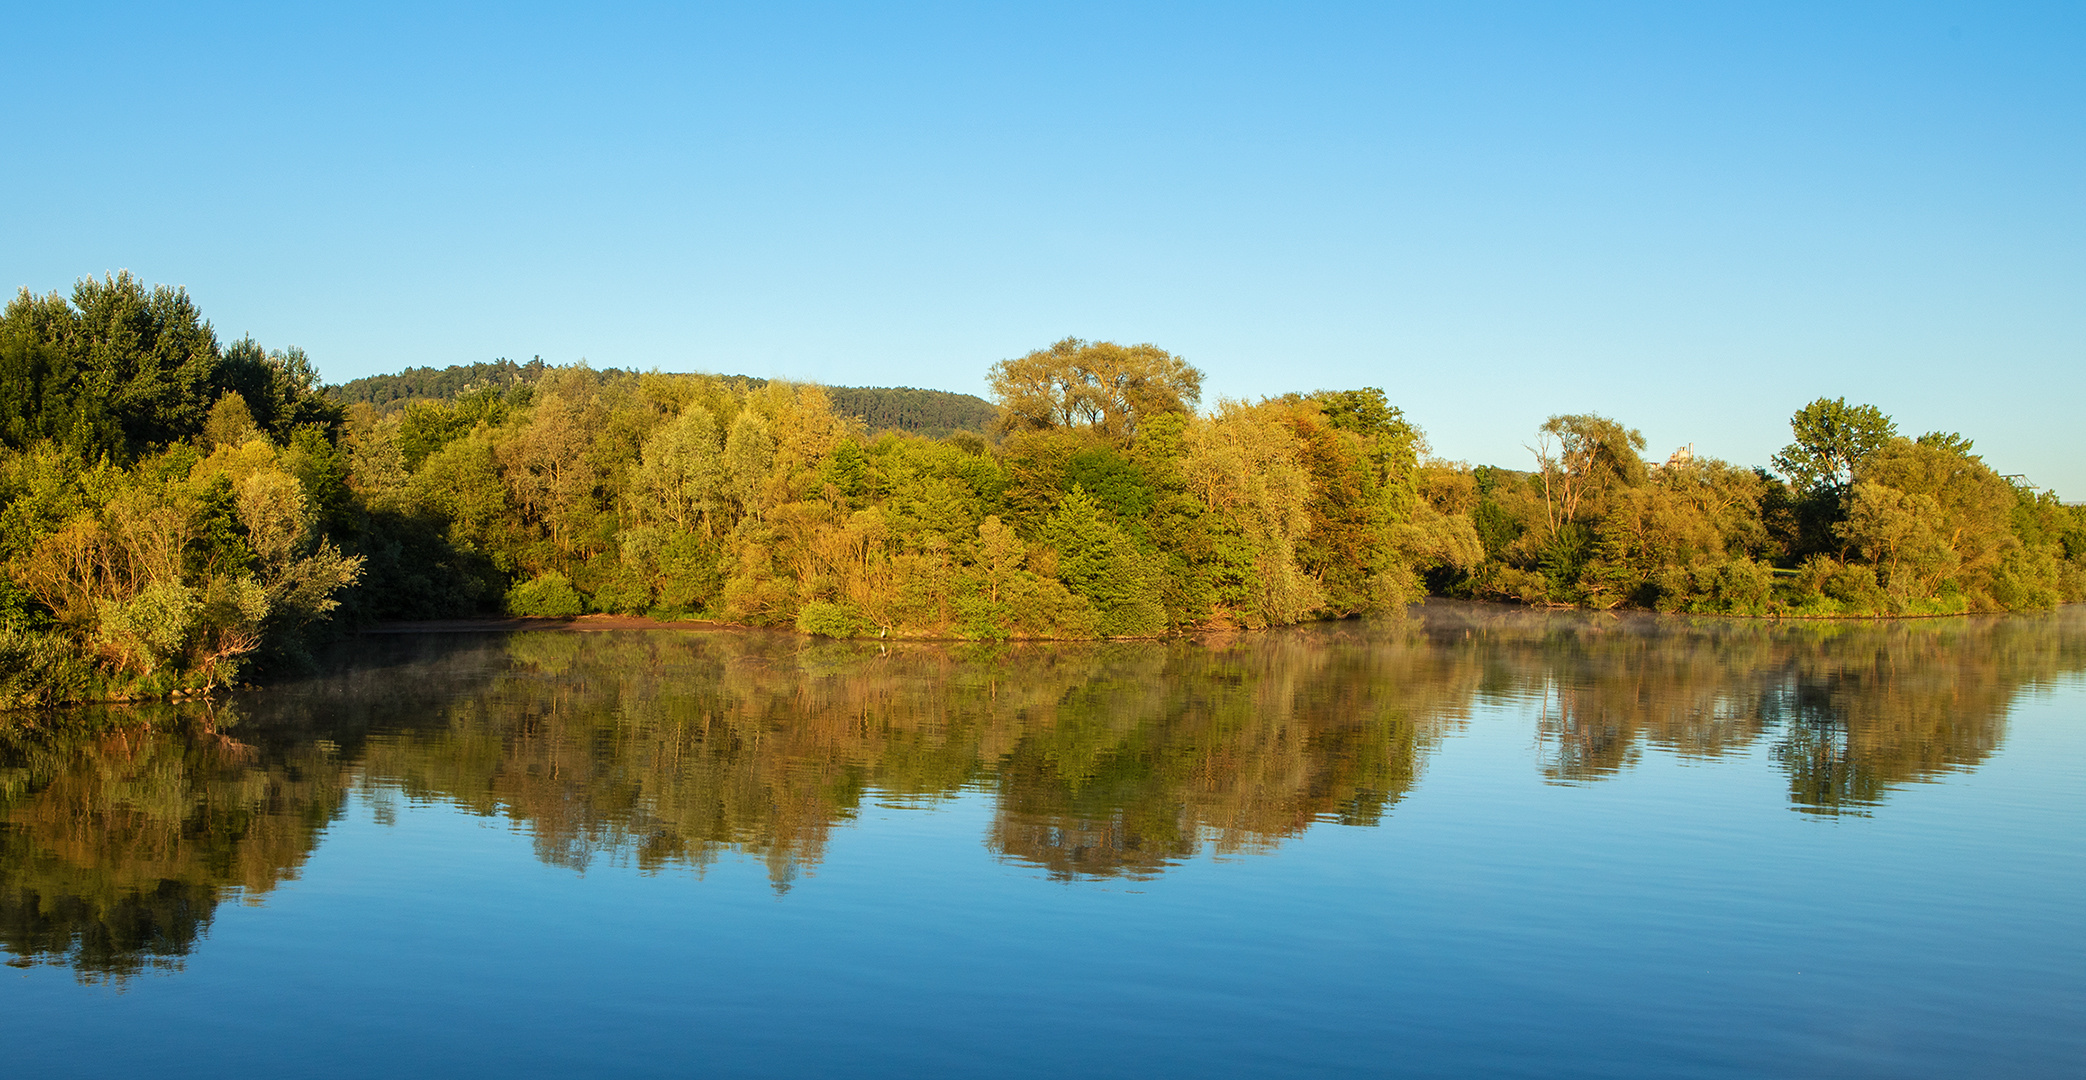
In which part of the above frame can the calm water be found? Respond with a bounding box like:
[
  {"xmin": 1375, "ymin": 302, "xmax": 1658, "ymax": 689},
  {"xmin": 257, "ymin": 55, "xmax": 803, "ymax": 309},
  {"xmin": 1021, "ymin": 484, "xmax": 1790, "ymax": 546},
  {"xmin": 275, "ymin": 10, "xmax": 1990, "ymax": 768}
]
[{"xmin": 3, "ymin": 602, "xmax": 2082, "ymax": 1078}]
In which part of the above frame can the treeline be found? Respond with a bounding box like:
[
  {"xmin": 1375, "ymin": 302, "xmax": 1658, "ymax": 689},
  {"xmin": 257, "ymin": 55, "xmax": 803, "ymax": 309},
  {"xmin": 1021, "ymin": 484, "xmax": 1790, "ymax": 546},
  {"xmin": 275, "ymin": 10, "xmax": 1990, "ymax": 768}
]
[
  {"xmin": 4, "ymin": 275, "xmax": 2085, "ymax": 705},
  {"xmin": 1438, "ymin": 403, "xmax": 2086, "ymax": 615},
  {"xmin": 329, "ymin": 359, "xmax": 997, "ymax": 437},
  {"xmin": 327, "ymin": 357, "xmax": 550, "ymax": 411},
  {"xmin": 824, "ymin": 385, "xmax": 998, "ymax": 438}
]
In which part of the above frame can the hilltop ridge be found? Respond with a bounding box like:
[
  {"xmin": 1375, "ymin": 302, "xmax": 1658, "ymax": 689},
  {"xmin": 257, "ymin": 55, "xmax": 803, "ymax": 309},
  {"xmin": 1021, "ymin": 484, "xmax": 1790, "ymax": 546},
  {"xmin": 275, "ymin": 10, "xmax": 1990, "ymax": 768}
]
[{"xmin": 326, "ymin": 360, "xmax": 997, "ymax": 438}]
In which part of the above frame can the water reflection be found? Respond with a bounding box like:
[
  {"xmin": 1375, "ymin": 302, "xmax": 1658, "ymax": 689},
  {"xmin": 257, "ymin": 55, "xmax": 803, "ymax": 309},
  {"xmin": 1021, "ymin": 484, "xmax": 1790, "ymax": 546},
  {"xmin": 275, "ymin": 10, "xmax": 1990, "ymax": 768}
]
[
  {"xmin": 0, "ymin": 709, "xmax": 345, "ymax": 980},
  {"xmin": 3, "ymin": 602, "xmax": 2082, "ymax": 978},
  {"xmin": 332, "ymin": 631, "xmax": 1464, "ymax": 886},
  {"xmin": 1453, "ymin": 609, "xmax": 2084, "ymax": 811}
]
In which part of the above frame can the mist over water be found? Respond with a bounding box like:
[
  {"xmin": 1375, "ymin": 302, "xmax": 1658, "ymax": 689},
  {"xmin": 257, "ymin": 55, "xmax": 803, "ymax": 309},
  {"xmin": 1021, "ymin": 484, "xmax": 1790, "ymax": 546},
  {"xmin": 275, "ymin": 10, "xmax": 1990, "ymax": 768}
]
[{"xmin": 5, "ymin": 602, "xmax": 2083, "ymax": 1077}]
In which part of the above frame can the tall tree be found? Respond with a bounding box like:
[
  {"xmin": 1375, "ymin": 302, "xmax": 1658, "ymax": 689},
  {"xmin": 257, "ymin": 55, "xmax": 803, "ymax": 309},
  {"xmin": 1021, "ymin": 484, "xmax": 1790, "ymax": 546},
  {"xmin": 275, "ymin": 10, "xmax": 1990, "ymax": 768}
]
[
  {"xmin": 1, "ymin": 274, "xmax": 338, "ymax": 459},
  {"xmin": 1529, "ymin": 413, "xmax": 1647, "ymax": 534},
  {"xmin": 1772, "ymin": 397, "xmax": 1897, "ymax": 496},
  {"xmin": 3, "ymin": 273, "xmax": 221, "ymax": 456},
  {"xmin": 987, "ymin": 337, "xmax": 1203, "ymax": 439}
]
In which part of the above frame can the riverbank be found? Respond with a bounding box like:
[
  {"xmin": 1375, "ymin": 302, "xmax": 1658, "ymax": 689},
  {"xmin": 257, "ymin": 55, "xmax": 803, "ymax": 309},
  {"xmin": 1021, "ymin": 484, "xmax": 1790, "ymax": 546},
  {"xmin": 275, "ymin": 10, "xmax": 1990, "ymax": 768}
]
[{"xmin": 362, "ymin": 613, "xmax": 741, "ymax": 634}]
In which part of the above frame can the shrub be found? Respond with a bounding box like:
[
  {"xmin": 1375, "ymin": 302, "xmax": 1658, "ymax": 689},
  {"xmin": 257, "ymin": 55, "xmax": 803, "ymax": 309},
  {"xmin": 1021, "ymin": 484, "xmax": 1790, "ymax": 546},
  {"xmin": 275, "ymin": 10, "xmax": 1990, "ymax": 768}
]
[
  {"xmin": 96, "ymin": 583, "xmax": 203, "ymax": 675},
  {"xmin": 588, "ymin": 569, "xmax": 653, "ymax": 615},
  {"xmin": 796, "ymin": 601, "xmax": 871, "ymax": 638},
  {"xmin": 506, "ymin": 573, "xmax": 584, "ymax": 617},
  {"xmin": 1097, "ymin": 598, "xmax": 1167, "ymax": 637},
  {"xmin": 0, "ymin": 626, "xmax": 95, "ymax": 706},
  {"xmin": 1707, "ymin": 559, "xmax": 1773, "ymax": 611},
  {"xmin": 1822, "ymin": 561, "xmax": 1887, "ymax": 612}
]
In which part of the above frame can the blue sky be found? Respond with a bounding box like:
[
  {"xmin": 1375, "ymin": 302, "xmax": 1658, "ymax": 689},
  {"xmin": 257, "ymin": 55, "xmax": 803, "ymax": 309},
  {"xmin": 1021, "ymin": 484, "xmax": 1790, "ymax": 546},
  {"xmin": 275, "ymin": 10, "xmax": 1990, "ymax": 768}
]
[{"xmin": 6, "ymin": 2, "xmax": 2081, "ymax": 494}]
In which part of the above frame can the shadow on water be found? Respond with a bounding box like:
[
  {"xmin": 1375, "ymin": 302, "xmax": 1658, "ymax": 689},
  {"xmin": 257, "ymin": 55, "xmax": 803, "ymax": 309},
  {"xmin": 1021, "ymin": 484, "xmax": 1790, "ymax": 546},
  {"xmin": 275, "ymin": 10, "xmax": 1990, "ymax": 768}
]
[{"xmin": 4, "ymin": 602, "xmax": 2084, "ymax": 979}]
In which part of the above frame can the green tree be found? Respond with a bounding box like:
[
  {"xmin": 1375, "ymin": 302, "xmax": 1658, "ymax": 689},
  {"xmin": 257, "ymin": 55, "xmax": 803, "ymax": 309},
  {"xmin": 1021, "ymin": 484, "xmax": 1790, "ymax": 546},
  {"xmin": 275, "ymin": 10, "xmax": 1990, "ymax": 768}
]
[
  {"xmin": 201, "ymin": 392, "xmax": 261, "ymax": 451},
  {"xmin": 1040, "ymin": 486, "xmax": 1165, "ymax": 636},
  {"xmin": 0, "ymin": 332, "xmax": 118, "ymax": 455},
  {"xmin": 1310, "ymin": 387, "xmax": 1421, "ymax": 487},
  {"xmin": 635, "ymin": 404, "xmax": 725, "ymax": 535},
  {"xmin": 1181, "ymin": 402, "xmax": 1323, "ymax": 627},
  {"xmin": 1836, "ymin": 436, "xmax": 2025, "ymax": 609},
  {"xmin": 987, "ymin": 337, "xmax": 1203, "ymax": 440},
  {"xmin": 1772, "ymin": 397, "xmax": 1897, "ymax": 497},
  {"xmin": 1529, "ymin": 413, "xmax": 1647, "ymax": 534},
  {"xmin": 1, "ymin": 275, "xmax": 339, "ymax": 462}
]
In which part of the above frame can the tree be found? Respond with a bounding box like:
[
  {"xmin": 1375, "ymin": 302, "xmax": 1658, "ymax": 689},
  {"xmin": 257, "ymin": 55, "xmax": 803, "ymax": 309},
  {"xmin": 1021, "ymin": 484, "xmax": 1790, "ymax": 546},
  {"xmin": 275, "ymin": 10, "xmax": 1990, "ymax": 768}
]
[
  {"xmin": 1181, "ymin": 401, "xmax": 1323, "ymax": 627},
  {"xmin": 1528, "ymin": 413, "xmax": 1647, "ymax": 534},
  {"xmin": 1772, "ymin": 397, "xmax": 1896, "ymax": 496},
  {"xmin": 723, "ymin": 410, "xmax": 775, "ymax": 521},
  {"xmin": 1836, "ymin": 436, "xmax": 2021, "ymax": 606},
  {"xmin": 1310, "ymin": 387, "xmax": 1422, "ymax": 487},
  {"xmin": 1, "ymin": 274, "xmax": 338, "ymax": 461},
  {"xmin": 220, "ymin": 339, "xmax": 343, "ymax": 440},
  {"xmin": 1914, "ymin": 430, "xmax": 1975, "ymax": 457},
  {"xmin": 202, "ymin": 392, "xmax": 261, "ymax": 451},
  {"xmin": 0, "ymin": 331, "xmax": 117, "ymax": 455},
  {"xmin": 3, "ymin": 274, "xmax": 221, "ymax": 456},
  {"xmin": 987, "ymin": 337, "xmax": 1203, "ymax": 440},
  {"xmin": 1039, "ymin": 486, "xmax": 1165, "ymax": 636},
  {"xmin": 1275, "ymin": 399, "xmax": 1390, "ymax": 615},
  {"xmin": 497, "ymin": 369, "xmax": 602, "ymax": 562},
  {"xmin": 635, "ymin": 405, "xmax": 725, "ymax": 535}
]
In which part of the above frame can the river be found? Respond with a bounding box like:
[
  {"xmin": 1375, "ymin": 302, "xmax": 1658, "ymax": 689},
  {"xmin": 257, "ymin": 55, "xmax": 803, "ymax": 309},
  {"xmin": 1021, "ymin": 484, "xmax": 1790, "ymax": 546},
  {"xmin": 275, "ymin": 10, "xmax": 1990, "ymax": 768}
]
[{"xmin": 4, "ymin": 601, "xmax": 2082, "ymax": 1077}]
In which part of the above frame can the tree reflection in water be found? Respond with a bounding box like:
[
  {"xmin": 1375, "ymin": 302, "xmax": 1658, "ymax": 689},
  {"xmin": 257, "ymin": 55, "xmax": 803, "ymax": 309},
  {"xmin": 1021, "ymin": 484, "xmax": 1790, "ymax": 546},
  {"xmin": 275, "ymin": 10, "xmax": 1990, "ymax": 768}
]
[
  {"xmin": 0, "ymin": 706, "xmax": 346, "ymax": 981},
  {"xmin": 3, "ymin": 602, "xmax": 2082, "ymax": 978}
]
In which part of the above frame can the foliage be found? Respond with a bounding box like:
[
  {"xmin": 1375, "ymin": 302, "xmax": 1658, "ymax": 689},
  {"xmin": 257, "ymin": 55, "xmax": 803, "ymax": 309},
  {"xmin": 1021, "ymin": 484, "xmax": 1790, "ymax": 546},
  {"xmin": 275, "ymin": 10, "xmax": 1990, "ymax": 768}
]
[
  {"xmin": 1, "ymin": 275, "xmax": 341, "ymax": 463},
  {"xmin": 826, "ymin": 386, "xmax": 996, "ymax": 438},
  {"xmin": 326, "ymin": 357, "xmax": 549, "ymax": 411},
  {"xmin": 506, "ymin": 573, "xmax": 585, "ymax": 618},
  {"xmin": 1040, "ymin": 487, "xmax": 1165, "ymax": 636},
  {"xmin": 6, "ymin": 277, "xmax": 2081, "ymax": 707},
  {"xmin": 987, "ymin": 337, "xmax": 1203, "ymax": 439},
  {"xmin": 795, "ymin": 600, "xmax": 873, "ymax": 638},
  {"xmin": 328, "ymin": 359, "xmax": 992, "ymax": 438},
  {"xmin": 1773, "ymin": 397, "xmax": 1898, "ymax": 496}
]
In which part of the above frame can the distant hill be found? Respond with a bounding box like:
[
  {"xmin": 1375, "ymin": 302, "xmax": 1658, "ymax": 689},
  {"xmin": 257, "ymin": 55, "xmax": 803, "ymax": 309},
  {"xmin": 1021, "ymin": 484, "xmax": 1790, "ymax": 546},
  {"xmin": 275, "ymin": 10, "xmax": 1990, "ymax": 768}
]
[
  {"xmin": 326, "ymin": 361, "xmax": 997, "ymax": 437},
  {"xmin": 823, "ymin": 386, "xmax": 998, "ymax": 439},
  {"xmin": 326, "ymin": 358, "xmax": 550, "ymax": 410}
]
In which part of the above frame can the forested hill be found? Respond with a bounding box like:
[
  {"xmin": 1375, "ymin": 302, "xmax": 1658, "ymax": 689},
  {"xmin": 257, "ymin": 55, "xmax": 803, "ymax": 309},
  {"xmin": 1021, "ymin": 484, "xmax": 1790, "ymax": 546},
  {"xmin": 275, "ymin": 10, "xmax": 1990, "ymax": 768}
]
[
  {"xmin": 328, "ymin": 362, "xmax": 995, "ymax": 436},
  {"xmin": 823, "ymin": 386, "xmax": 997, "ymax": 438},
  {"xmin": 324, "ymin": 358, "xmax": 552, "ymax": 409}
]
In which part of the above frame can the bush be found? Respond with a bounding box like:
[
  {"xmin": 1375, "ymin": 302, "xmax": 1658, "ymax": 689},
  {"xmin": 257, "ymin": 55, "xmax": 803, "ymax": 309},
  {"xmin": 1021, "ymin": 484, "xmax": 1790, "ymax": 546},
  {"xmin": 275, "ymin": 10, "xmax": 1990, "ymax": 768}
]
[
  {"xmin": 796, "ymin": 601, "xmax": 872, "ymax": 638},
  {"xmin": 1783, "ymin": 555, "xmax": 1836, "ymax": 607},
  {"xmin": 1098, "ymin": 598, "xmax": 1167, "ymax": 637},
  {"xmin": 0, "ymin": 577, "xmax": 51, "ymax": 632},
  {"xmin": 1707, "ymin": 559, "xmax": 1773, "ymax": 611},
  {"xmin": 96, "ymin": 583, "xmax": 203, "ymax": 675},
  {"xmin": 587, "ymin": 570, "xmax": 653, "ymax": 615},
  {"xmin": 1822, "ymin": 561, "xmax": 1884, "ymax": 610},
  {"xmin": 506, "ymin": 573, "xmax": 584, "ymax": 617},
  {"xmin": 0, "ymin": 626, "xmax": 95, "ymax": 706},
  {"xmin": 653, "ymin": 533, "xmax": 724, "ymax": 613}
]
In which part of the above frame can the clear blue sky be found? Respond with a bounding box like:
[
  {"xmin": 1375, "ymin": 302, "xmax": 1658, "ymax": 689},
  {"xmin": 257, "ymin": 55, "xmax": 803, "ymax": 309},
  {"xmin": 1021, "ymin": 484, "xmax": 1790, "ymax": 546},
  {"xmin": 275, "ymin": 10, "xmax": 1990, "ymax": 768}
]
[{"xmin": 6, "ymin": 2, "xmax": 2081, "ymax": 494}]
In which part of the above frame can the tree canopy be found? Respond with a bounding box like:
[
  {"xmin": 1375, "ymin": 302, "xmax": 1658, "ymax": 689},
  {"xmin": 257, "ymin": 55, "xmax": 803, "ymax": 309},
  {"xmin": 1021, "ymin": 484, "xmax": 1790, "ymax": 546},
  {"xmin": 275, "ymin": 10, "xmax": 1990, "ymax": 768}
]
[
  {"xmin": 1, "ymin": 273, "xmax": 340, "ymax": 461},
  {"xmin": 1773, "ymin": 397, "xmax": 1897, "ymax": 496},
  {"xmin": 987, "ymin": 337, "xmax": 1203, "ymax": 439}
]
